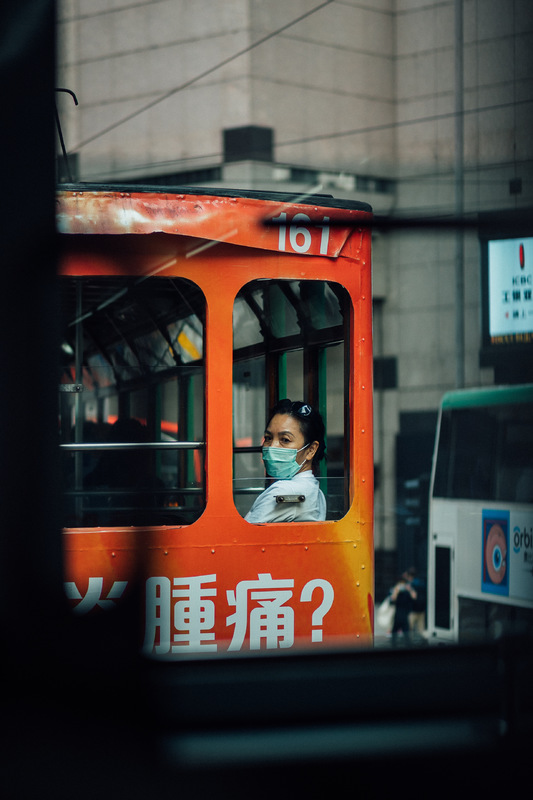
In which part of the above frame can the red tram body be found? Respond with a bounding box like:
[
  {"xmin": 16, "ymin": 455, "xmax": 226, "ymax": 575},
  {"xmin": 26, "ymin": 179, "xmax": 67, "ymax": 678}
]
[{"xmin": 57, "ymin": 186, "xmax": 373, "ymax": 655}]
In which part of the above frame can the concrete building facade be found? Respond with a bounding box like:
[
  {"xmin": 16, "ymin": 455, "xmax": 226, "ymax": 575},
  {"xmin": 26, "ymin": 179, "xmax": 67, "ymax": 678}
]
[{"xmin": 56, "ymin": 0, "xmax": 533, "ymax": 595}]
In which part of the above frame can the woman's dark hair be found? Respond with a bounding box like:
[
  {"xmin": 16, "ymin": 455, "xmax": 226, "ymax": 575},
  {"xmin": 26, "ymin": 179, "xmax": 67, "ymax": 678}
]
[{"xmin": 268, "ymin": 398, "xmax": 326, "ymax": 467}]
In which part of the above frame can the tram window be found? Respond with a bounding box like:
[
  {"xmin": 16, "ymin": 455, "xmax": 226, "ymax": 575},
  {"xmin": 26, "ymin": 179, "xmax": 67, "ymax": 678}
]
[
  {"xmin": 233, "ymin": 279, "xmax": 350, "ymax": 522},
  {"xmin": 59, "ymin": 276, "xmax": 206, "ymax": 527}
]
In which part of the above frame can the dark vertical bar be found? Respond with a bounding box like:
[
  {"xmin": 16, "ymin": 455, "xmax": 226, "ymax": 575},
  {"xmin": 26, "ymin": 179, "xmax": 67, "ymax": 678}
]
[
  {"xmin": 74, "ymin": 282, "xmax": 84, "ymax": 519},
  {"xmin": 178, "ymin": 373, "xmax": 189, "ymax": 486},
  {"xmin": 265, "ymin": 350, "xmax": 280, "ymax": 412},
  {"xmin": 435, "ymin": 546, "xmax": 452, "ymax": 630},
  {"xmin": 264, "ymin": 284, "xmax": 280, "ymax": 411},
  {"xmin": 303, "ymin": 345, "xmax": 319, "ymax": 407},
  {"xmin": 0, "ymin": 1, "xmax": 65, "ymax": 646},
  {"xmin": 344, "ymin": 292, "xmax": 352, "ymax": 513},
  {"xmin": 454, "ymin": 0, "xmax": 465, "ymax": 388}
]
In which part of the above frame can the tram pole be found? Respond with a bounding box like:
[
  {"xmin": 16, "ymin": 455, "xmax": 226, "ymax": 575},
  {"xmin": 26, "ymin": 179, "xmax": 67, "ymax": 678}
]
[{"xmin": 454, "ymin": 0, "xmax": 465, "ymax": 388}]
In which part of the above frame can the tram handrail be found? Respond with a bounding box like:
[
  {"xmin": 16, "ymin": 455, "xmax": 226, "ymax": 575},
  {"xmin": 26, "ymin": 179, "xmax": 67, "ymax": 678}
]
[
  {"xmin": 64, "ymin": 487, "xmax": 204, "ymax": 496},
  {"xmin": 60, "ymin": 441, "xmax": 204, "ymax": 451},
  {"xmin": 61, "ymin": 443, "xmax": 261, "ymax": 451}
]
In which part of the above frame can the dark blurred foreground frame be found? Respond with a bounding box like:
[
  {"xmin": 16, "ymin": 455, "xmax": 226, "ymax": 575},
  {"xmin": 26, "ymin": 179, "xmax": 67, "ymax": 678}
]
[
  {"xmin": 0, "ymin": 2, "xmax": 531, "ymax": 798},
  {"xmin": 0, "ymin": 2, "xmax": 64, "ymax": 627}
]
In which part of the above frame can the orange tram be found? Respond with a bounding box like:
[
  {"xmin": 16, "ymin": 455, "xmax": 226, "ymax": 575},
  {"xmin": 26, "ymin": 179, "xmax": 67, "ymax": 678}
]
[{"xmin": 57, "ymin": 185, "xmax": 374, "ymax": 655}]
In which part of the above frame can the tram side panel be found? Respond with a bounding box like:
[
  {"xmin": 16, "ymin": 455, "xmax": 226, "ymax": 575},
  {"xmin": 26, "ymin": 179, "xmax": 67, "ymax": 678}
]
[{"xmin": 59, "ymin": 189, "xmax": 373, "ymax": 654}]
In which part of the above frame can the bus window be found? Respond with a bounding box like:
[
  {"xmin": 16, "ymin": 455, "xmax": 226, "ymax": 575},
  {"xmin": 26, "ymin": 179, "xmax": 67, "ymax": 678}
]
[
  {"xmin": 59, "ymin": 276, "xmax": 205, "ymax": 527},
  {"xmin": 432, "ymin": 402, "xmax": 533, "ymax": 502},
  {"xmin": 497, "ymin": 413, "xmax": 533, "ymax": 503},
  {"xmin": 432, "ymin": 409, "xmax": 497, "ymax": 500},
  {"xmin": 232, "ymin": 279, "xmax": 350, "ymax": 521}
]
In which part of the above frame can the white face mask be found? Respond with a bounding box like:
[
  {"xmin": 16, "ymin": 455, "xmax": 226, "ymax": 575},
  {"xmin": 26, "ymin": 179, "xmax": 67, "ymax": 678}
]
[{"xmin": 262, "ymin": 444, "xmax": 309, "ymax": 479}]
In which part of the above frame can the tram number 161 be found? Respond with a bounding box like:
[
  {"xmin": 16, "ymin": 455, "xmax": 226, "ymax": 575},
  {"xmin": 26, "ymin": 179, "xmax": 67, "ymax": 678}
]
[{"xmin": 272, "ymin": 212, "xmax": 330, "ymax": 255}]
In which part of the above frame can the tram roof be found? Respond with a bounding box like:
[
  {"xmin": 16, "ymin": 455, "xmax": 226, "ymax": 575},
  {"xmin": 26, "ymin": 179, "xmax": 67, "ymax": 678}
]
[
  {"xmin": 56, "ymin": 183, "xmax": 372, "ymax": 256},
  {"xmin": 57, "ymin": 183, "xmax": 372, "ymax": 214}
]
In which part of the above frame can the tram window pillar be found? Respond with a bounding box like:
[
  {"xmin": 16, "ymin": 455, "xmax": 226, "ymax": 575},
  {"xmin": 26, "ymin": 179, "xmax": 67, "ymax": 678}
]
[
  {"xmin": 178, "ymin": 374, "xmax": 196, "ymax": 488},
  {"xmin": 118, "ymin": 392, "xmax": 130, "ymax": 420},
  {"xmin": 265, "ymin": 350, "xmax": 280, "ymax": 413},
  {"xmin": 150, "ymin": 382, "xmax": 162, "ymax": 480}
]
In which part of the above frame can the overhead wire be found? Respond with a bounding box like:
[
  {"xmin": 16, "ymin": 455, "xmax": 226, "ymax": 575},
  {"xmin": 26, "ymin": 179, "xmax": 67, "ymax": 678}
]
[
  {"xmin": 275, "ymin": 98, "xmax": 532, "ymax": 149},
  {"xmin": 72, "ymin": 0, "xmax": 337, "ymax": 151},
  {"xmin": 66, "ymin": 0, "xmax": 532, "ymax": 188},
  {"xmin": 79, "ymin": 97, "xmax": 532, "ymax": 184}
]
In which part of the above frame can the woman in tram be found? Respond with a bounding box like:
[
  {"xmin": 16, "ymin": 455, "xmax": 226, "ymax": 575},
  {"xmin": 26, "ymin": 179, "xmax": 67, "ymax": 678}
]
[{"xmin": 245, "ymin": 399, "xmax": 327, "ymax": 523}]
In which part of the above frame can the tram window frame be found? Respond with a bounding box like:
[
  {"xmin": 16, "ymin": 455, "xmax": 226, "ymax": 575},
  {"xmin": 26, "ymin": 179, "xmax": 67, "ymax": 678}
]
[
  {"xmin": 59, "ymin": 275, "xmax": 206, "ymax": 528},
  {"xmin": 232, "ymin": 278, "xmax": 351, "ymax": 522}
]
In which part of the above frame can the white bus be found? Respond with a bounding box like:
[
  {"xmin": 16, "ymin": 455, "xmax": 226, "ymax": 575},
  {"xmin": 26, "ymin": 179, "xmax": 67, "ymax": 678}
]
[{"xmin": 427, "ymin": 384, "xmax": 533, "ymax": 643}]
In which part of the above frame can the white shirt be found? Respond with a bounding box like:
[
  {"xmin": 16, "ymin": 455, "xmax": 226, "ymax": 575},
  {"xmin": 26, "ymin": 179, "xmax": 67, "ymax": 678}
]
[{"xmin": 245, "ymin": 471, "xmax": 326, "ymax": 523}]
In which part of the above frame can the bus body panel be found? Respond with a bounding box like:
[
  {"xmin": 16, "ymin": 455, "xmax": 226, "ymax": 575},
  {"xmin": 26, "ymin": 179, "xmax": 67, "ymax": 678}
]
[
  {"xmin": 428, "ymin": 385, "xmax": 533, "ymax": 643},
  {"xmin": 429, "ymin": 499, "xmax": 533, "ymax": 641}
]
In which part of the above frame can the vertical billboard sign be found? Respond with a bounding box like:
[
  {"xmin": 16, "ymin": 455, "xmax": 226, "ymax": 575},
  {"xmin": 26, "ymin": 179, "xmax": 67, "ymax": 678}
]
[
  {"xmin": 480, "ymin": 216, "xmax": 533, "ymax": 376},
  {"xmin": 488, "ymin": 237, "xmax": 533, "ymax": 345}
]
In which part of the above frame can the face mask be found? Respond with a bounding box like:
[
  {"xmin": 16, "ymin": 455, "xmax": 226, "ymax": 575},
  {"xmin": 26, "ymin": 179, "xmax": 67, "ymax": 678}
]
[{"xmin": 262, "ymin": 444, "xmax": 309, "ymax": 479}]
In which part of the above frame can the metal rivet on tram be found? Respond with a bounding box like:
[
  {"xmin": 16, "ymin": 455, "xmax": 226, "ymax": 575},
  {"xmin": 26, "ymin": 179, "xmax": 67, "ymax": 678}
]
[
  {"xmin": 111, "ymin": 552, "xmax": 116, "ymax": 558},
  {"xmin": 211, "ymin": 549, "xmax": 215, "ymax": 554},
  {"xmin": 356, "ymin": 581, "xmax": 360, "ymax": 587},
  {"xmin": 304, "ymin": 546, "xmax": 309, "ymax": 551},
  {"xmin": 261, "ymin": 548, "xmax": 266, "ymax": 553}
]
